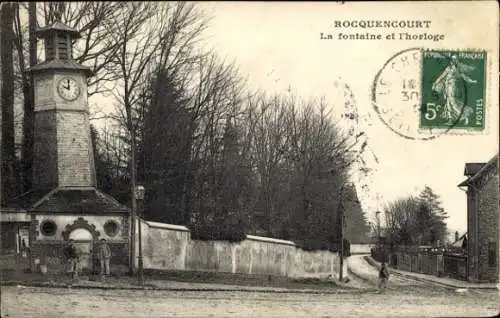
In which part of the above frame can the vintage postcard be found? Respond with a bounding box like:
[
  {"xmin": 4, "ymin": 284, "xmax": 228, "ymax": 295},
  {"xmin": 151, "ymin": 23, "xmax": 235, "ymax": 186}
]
[{"xmin": 0, "ymin": 1, "xmax": 499, "ymax": 317}]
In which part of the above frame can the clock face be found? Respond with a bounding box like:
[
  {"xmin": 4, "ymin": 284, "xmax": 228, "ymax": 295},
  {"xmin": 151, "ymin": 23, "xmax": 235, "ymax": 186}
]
[{"xmin": 57, "ymin": 77, "xmax": 81, "ymax": 101}]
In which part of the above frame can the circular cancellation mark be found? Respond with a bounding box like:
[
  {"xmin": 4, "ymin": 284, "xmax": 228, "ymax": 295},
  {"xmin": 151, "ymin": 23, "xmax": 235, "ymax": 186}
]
[{"xmin": 371, "ymin": 47, "xmax": 470, "ymax": 141}]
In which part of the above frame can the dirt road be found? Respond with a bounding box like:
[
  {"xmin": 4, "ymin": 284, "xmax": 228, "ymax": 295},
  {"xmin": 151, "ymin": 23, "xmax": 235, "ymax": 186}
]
[{"xmin": 2, "ymin": 285, "xmax": 498, "ymax": 317}]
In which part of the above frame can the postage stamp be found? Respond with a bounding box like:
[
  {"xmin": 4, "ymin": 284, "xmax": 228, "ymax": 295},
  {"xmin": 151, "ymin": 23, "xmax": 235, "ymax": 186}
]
[
  {"xmin": 420, "ymin": 50, "xmax": 486, "ymax": 131},
  {"xmin": 371, "ymin": 48, "xmax": 488, "ymax": 141}
]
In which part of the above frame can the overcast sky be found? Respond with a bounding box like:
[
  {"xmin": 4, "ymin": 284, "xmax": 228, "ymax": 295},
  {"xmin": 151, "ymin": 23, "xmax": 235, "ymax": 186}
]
[
  {"xmin": 189, "ymin": 2, "xmax": 499, "ymax": 235},
  {"xmin": 4, "ymin": 2, "xmax": 495, "ymax": 238},
  {"xmin": 83, "ymin": 2, "xmax": 498, "ymax": 236}
]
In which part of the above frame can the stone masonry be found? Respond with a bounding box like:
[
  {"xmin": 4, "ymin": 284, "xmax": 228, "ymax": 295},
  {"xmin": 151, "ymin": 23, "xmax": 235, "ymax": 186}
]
[
  {"xmin": 32, "ymin": 72, "xmax": 95, "ymax": 189},
  {"xmin": 460, "ymin": 154, "xmax": 499, "ymax": 283},
  {"xmin": 475, "ymin": 163, "xmax": 499, "ymax": 282},
  {"xmin": 33, "ymin": 111, "xmax": 58, "ymax": 188},
  {"xmin": 55, "ymin": 111, "xmax": 95, "ymax": 187}
]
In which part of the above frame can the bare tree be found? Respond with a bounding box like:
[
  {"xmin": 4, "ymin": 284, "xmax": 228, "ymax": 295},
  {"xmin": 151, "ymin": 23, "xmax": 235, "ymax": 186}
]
[
  {"xmin": 99, "ymin": 121, "xmax": 130, "ymax": 185},
  {"xmin": 41, "ymin": 1, "xmax": 129, "ymax": 96},
  {"xmin": 184, "ymin": 53, "xmax": 245, "ymax": 231},
  {"xmin": 247, "ymin": 93, "xmax": 292, "ymax": 236},
  {"xmin": 10, "ymin": 2, "xmax": 134, "ymax": 191},
  {"xmin": 383, "ymin": 197, "xmax": 418, "ymax": 246},
  {"xmin": 90, "ymin": 121, "xmax": 131, "ymax": 204},
  {"xmin": 383, "ymin": 187, "xmax": 448, "ymax": 248},
  {"xmin": 9, "ymin": 2, "xmax": 35, "ymax": 192},
  {"xmin": 1, "ymin": 3, "xmax": 19, "ymax": 203},
  {"xmin": 237, "ymin": 90, "xmax": 370, "ymax": 245},
  {"xmin": 107, "ymin": 1, "xmax": 208, "ymax": 211}
]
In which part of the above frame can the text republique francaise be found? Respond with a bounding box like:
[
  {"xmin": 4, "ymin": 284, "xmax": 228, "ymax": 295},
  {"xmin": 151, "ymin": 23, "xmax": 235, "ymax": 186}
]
[{"xmin": 321, "ymin": 20, "xmax": 445, "ymax": 42}]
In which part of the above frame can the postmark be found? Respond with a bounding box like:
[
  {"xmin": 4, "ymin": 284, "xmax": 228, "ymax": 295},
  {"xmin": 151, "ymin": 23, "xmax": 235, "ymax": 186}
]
[{"xmin": 371, "ymin": 48, "xmax": 488, "ymax": 140}]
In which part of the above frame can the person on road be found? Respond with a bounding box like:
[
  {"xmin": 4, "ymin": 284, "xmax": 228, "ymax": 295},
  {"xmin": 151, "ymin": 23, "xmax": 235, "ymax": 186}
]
[
  {"xmin": 63, "ymin": 239, "xmax": 80, "ymax": 279},
  {"xmin": 97, "ymin": 238, "xmax": 112, "ymax": 278},
  {"xmin": 378, "ymin": 262, "xmax": 389, "ymax": 293}
]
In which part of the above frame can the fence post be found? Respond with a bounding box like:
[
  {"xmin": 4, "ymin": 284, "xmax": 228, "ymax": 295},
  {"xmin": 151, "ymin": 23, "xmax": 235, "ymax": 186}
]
[{"xmin": 418, "ymin": 254, "xmax": 422, "ymax": 273}]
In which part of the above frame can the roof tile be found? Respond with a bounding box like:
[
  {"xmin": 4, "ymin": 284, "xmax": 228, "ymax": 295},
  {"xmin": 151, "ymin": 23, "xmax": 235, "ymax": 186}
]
[{"xmin": 2, "ymin": 188, "xmax": 129, "ymax": 214}]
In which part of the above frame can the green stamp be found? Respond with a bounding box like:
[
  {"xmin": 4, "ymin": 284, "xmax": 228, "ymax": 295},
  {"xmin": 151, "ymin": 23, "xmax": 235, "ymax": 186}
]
[{"xmin": 420, "ymin": 50, "xmax": 486, "ymax": 130}]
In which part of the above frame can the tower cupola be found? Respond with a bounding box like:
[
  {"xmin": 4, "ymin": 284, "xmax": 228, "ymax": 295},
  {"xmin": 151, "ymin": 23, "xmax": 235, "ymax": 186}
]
[{"xmin": 37, "ymin": 21, "xmax": 81, "ymax": 61}]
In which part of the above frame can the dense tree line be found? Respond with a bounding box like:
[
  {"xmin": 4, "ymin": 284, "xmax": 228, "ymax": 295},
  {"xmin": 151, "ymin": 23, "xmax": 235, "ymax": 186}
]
[
  {"xmin": 381, "ymin": 186, "xmax": 449, "ymax": 248},
  {"xmin": 1, "ymin": 2, "xmax": 371, "ymax": 249},
  {"xmin": 93, "ymin": 72, "xmax": 372, "ymax": 247}
]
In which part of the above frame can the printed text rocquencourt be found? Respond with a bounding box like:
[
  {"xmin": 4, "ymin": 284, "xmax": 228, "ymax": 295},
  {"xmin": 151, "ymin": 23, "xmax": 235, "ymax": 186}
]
[{"xmin": 334, "ymin": 20, "xmax": 432, "ymax": 29}]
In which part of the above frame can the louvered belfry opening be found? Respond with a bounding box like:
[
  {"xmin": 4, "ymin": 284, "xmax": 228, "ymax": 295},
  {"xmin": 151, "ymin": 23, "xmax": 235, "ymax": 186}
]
[
  {"xmin": 44, "ymin": 32, "xmax": 71, "ymax": 61},
  {"xmin": 57, "ymin": 32, "xmax": 70, "ymax": 60},
  {"xmin": 38, "ymin": 22, "xmax": 80, "ymax": 61},
  {"xmin": 45, "ymin": 34, "xmax": 55, "ymax": 60}
]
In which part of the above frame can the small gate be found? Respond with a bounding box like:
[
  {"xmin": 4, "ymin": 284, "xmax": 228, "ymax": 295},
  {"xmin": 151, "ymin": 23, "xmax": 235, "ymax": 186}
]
[{"xmin": 443, "ymin": 253, "xmax": 467, "ymax": 280}]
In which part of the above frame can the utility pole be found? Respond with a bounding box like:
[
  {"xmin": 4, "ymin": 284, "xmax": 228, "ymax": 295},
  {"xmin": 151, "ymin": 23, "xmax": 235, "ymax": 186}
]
[
  {"xmin": 375, "ymin": 211, "xmax": 381, "ymax": 245},
  {"xmin": 26, "ymin": 1, "xmax": 36, "ymax": 274},
  {"xmin": 128, "ymin": 128, "xmax": 139, "ymax": 276},
  {"xmin": 135, "ymin": 185, "xmax": 145, "ymax": 285},
  {"xmin": 129, "ymin": 190, "xmax": 136, "ymax": 276},
  {"xmin": 339, "ymin": 202, "xmax": 344, "ymax": 281},
  {"xmin": 338, "ymin": 185, "xmax": 346, "ymax": 282}
]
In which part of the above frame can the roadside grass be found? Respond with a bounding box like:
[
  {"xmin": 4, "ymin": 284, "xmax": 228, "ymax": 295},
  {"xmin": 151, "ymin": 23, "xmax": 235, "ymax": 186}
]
[
  {"xmin": 1, "ymin": 268, "xmax": 351, "ymax": 291},
  {"xmin": 142, "ymin": 269, "xmax": 349, "ymax": 290}
]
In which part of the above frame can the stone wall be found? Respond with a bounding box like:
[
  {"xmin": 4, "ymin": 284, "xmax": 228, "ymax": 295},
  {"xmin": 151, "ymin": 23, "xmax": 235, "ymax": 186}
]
[
  {"xmin": 350, "ymin": 244, "xmax": 373, "ymax": 254},
  {"xmin": 135, "ymin": 221, "xmax": 189, "ymax": 271},
  {"xmin": 291, "ymin": 248, "xmax": 338, "ymax": 278},
  {"xmin": 467, "ymin": 160, "xmax": 499, "ymax": 283},
  {"xmin": 477, "ymin": 169, "xmax": 499, "ymax": 282},
  {"xmin": 134, "ymin": 219, "xmax": 345, "ymax": 279},
  {"xmin": 14, "ymin": 216, "xmax": 346, "ymax": 278}
]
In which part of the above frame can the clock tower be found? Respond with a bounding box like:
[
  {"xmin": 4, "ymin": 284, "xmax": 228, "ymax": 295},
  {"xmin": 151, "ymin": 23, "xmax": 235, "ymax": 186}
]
[
  {"xmin": 1, "ymin": 22, "xmax": 131, "ymax": 276},
  {"xmin": 30, "ymin": 22, "xmax": 95, "ymax": 188}
]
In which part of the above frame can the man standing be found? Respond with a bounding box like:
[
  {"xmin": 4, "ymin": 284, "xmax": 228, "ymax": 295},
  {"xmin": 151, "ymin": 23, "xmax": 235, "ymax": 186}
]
[
  {"xmin": 98, "ymin": 238, "xmax": 112, "ymax": 278},
  {"xmin": 378, "ymin": 262, "xmax": 390, "ymax": 293},
  {"xmin": 63, "ymin": 239, "xmax": 80, "ymax": 279}
]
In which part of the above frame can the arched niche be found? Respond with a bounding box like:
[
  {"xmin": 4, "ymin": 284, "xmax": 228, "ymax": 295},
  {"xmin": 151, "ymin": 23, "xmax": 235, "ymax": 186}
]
[
  {"xmin": 61, "ymin": 217, "xmax": 100, "ymax": 241},
  {"xmin": 69, "ymin": 228, "xmax": 93, "ymax": 241}
]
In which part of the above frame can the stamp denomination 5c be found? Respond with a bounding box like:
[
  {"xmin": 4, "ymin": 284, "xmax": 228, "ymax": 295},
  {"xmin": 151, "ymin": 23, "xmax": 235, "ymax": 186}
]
[
  {"xmin": 420, "ymin": 50, "xmax": 486, "ymax": 131},
  {"xmin": 372, "ymin": 48, "xmax": 488, "ymax": 141}
]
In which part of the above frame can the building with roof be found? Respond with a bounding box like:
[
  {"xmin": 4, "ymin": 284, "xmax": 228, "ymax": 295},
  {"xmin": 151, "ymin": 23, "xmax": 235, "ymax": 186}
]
[
  {"xmin": 450, "ymin": 232, "xmax": 467, "ymax": 252},
  {"xmin": 0, "ymin": 22, "xmax": 131, "ymax": 274},
  {"xmin": 458, "ymin": 153, "xmax": 499, "ymax": 283}
]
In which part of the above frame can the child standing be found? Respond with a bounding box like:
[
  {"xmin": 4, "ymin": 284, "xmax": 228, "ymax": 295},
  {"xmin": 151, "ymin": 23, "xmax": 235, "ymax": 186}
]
[{"xmin": 378, "ymin": 262, "xmax": 390, "ymax": 293}]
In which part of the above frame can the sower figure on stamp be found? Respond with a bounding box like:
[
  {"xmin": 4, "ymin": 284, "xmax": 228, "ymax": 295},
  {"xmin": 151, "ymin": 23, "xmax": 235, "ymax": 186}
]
[
  {"xmin": 98, "ymin": 238, "xmax": 112, "ymax": 278},
  {"xmin": 378, "ymin": 262, "xmax": 390, "ymax": 293},
  {"xmin": 431, "ymin": 54, "xmax": 477, "ymax": 125}
]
